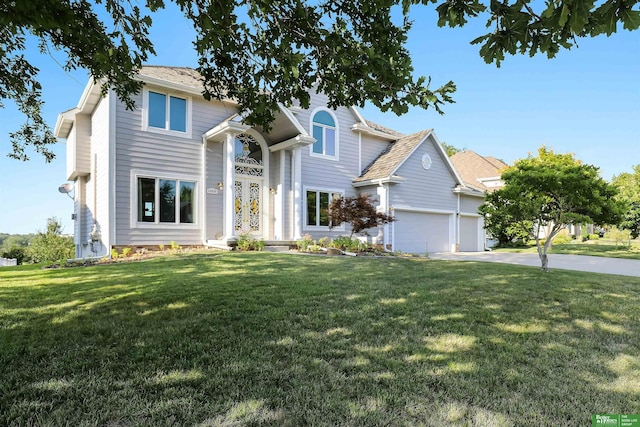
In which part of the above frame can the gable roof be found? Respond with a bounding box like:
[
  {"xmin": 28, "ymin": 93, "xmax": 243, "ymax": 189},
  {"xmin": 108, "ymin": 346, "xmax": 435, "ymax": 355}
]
[
  {"xmin": 449, "ymin": 150, "xmax": 508, "ymax": 192},
  {"xmin": 354, "ymin": 129, "xmax": 432, "ymax": 183}
]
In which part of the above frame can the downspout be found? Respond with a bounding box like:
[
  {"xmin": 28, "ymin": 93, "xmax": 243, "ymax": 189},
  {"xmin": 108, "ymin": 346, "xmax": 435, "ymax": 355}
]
[
  {"xmin": 201, "ymin": 135, "xmax": 207, "ymax": 245},
  {"xmin": 456, "ymin": 192, "xmax": 460, "ymax": 253}
]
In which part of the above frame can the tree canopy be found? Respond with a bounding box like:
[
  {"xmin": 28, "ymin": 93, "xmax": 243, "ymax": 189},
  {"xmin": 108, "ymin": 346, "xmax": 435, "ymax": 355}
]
[
  {"xmin": 611, "ymin": 164, "xmax": 640, "ymax": 238},
  {"xmin": 479, "ymin": 147, "xmax": 623, "ymax": 270},
  {"xmin": 2, "ymin": 0, "xmax": 639, "ymax": 161}
]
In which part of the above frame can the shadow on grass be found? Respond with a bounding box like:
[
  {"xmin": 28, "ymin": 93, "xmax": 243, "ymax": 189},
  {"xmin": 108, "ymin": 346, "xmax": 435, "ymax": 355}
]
[{"xmin": 1, "ymin": 252, "xmax": 639, "ymax": 426}]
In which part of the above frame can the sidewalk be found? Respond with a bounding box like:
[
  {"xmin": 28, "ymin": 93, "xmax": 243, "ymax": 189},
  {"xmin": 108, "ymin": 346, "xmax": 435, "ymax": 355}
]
[{"xmin": 429, "ymin": 252, "xmax": 640, "ymax": 278}]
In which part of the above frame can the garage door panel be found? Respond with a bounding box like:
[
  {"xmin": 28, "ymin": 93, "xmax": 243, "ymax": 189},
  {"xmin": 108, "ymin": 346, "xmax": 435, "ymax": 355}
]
[
  {"xmin": 395, "ymin": 211, "xmax": 450, "ymax": 254},
  {"xmin": 459, "ymin": 216, "xmax": 479, "ymax": 252}
]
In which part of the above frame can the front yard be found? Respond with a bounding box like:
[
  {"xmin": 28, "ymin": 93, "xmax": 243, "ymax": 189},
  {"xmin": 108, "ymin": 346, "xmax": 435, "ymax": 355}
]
[
  {"xmin": 494, "ymin": 238, "xmax": 640, "ymax": 260},
  {"xmin": 1, "ymin": 252, "xmax": 638, "ymax": 426}
]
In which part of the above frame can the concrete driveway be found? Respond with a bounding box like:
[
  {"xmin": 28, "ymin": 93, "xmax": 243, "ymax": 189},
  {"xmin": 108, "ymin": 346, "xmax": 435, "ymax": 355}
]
[{"xmin": 429, "ymin": 251, "xmax": 640, "ymax": 278}]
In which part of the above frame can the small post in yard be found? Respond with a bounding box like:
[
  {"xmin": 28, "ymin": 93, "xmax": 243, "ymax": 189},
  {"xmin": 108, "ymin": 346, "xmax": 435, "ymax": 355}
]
[{"xmin": 425, "ymin": 241, "xmax": 429, "ymax": 257}]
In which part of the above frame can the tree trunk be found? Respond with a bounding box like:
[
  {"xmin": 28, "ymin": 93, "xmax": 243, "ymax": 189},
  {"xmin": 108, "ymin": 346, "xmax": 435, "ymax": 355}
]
[{"xmin": 540, "ymin": 253, "xmax": 548, "ymax": 271}]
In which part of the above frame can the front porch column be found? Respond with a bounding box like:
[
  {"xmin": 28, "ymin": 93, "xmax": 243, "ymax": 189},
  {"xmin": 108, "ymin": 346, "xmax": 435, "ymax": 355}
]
[
  {"xmin": 223, "ymin": 132, "xmax": 236, "ymax": 241},
  {"xmin": 292, "ymin": 148, "xmax": 302, "ymax": 240}
]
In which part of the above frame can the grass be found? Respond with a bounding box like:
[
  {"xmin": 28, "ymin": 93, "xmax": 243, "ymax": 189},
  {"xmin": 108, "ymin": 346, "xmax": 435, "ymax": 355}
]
[
  {"xmin": 1, "ymin": 252, "xmax": 639, "ymax": 426},
  {"xmin": 494, "ymin": 239, "xmax": 640, "ymax": 260}
]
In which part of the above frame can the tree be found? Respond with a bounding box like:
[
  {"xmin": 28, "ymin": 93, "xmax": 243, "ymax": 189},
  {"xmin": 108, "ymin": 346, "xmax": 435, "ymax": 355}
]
[
  {"xmin": 27, "ymin": 218, "xmax": 75, "ymax": 264},
  {"xmin": 611, "ymin": 165, "xmax": 640, "ymax": 239},
  {"xmin": 441, "ymin": 142, "xmax": 465, "ymax": 157},
  {"xmin": 2, "ymin": 1, "xmax": 639, "ymax": 161},
  {"xmin": 479, "ymin": 147, "xmax": 623, "ymax": 271},
  {"xmin": 329, "ymin": 193, "xmax": 394, "ymax": 238},
  {"xmin": 478, "ymin": 194, "xmax": 532, "ymax": 247}
]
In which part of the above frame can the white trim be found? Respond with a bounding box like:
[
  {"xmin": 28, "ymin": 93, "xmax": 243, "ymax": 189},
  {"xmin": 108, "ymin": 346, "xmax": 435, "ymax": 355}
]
[
  {"xmin": 108, "ymin": 90, "xmax": 116, "ymax": 252},
  {"xmin": 352, "ymin": 176, "xmax": 405, "ymax": 187},
  {"xmin": 302, "ymin": 185, "xmax": 346, "ymax": 232},
  {"xmin": 141, "ymin": 87, "xmax": 193, "ymax": 139},
  {"xmin": 392, "ymin": 206, "xmax": 456, "ymax": 215},
  {"xmin": 293, "ymin": 149, "xmax": 302, "ymax": 239},
  {"xmin": 274, "ymin": 150, "xmax": 285, "ymax": 240},
  {"xmin": 203, "ymin": 121, "xmax": 250, "ymax": 142},
  {"xmin": 129, "ymin": 169, "xmax": 200, "ymax": 229},
  {"xmin": 277, "ymin": 103, "xmax": 308, "ymax": 135},
  {"xmin": 269, "ymin": 134, "xmax": 315, "ymax": 152},
  {"xmin": 349, "ymin": 106, "xmax": 367, "ymax": 124},
  {"xmin": 350, "ymin": 122, "xmax": 398, "ymax": 141},
  {"xmin": 459, "ymin": 212, "xmax": 482, "ymax": 217},
  {"xmin": 308, "ymin": 107, "xmax": 339, "ymax": 161},
  {"xmin": 358, "ymin": 131, "xmax": 362, "ymax": 174},
  {"xmin": 429, "ymin": 132, "xmax": 465, "ymax": 186}
]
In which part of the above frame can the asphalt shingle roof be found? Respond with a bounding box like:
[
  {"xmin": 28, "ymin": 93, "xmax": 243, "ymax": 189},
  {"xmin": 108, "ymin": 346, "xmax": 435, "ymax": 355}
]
[
  {"xmin": 354, "ymin": 129, "xmax": 432, "ymax": 182},
  {"xmin": 139, "ymin": 66, "xmax": 204, "ymax": 89},
  {"xmin": 449, "ymin": 150, "xmax": 507, "ymax": 192}
]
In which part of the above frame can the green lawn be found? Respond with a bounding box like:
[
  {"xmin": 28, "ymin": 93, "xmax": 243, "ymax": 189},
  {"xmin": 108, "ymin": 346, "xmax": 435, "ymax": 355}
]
[
  {"xmin": 1, "ymin": 252, "xmax": 639, "ymax": 426},
  {"xmin": 494, "ymin": 239, "xmax": 640, "ymax": 260}
]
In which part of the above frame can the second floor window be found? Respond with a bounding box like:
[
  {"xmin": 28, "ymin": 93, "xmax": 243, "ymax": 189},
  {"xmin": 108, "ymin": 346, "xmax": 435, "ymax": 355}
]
[
  {"xmin": 147, "ymin": 91, "xmax": 187, "ymax": 133},
  {"xmin": 311, "ymin": 110, "xmax": 337, "ymax": 159}
]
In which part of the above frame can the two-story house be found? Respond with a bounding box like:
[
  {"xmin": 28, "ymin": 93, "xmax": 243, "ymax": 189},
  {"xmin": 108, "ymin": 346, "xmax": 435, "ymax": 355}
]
[{"xmin": 55, "ymin": 66, "xmax": 486, "ymax": 258}]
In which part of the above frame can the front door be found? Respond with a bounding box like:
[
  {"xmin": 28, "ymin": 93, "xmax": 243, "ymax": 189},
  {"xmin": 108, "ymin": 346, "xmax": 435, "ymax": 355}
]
[
  {"xmin": 233, "ymin": 133, "xmax": 264, "ymax": 237},
  {"xmin": 234, "ymin": 177, "xmax": 262, "ymax": 236}
]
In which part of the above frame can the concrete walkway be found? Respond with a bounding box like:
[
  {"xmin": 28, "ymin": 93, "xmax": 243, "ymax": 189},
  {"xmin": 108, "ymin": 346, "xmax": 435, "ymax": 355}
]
[{"xmin": 429, "ymin": 251, "xmax": 640, "ymax": 278}]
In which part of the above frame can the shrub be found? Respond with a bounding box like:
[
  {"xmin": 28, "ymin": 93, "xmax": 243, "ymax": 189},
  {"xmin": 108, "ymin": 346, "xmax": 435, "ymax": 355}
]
[
  {"xmin": 553, "ymin": 235, "xmax": 572, "ymax": 244},
  {"xmin": 121, "ymin": 247, "xmax": 132, "ymax": 257},
  {"xmin": 236, "ymin": 230, "xmax": 265, "ymax": 251},
  {"xmin": 331, "ymin": 236, "xmax": 369, "ymax": 252},
  {"xmin": 329, "ymin": 193, "xmax": 394, "ymax": 238},
  {"xmin": 296, "ymin": 234, "xmax": 313, "ymax": 251},
  {"xmin": 318, "ymin": 237, "xmax": 330, "ymax": 248},
  {"xmin": 111, "ymin": 248, "xmax": 119, "ymax": 259},
  {"xmin": 605, "ymin": 226, "xmax": 631, "ymax": 247},
  {"xmin": 169, "ymin": 241, "xmax": 181, "ymax": 250},
  {"xmin": 1, "ymin": 246, "xmax": 30, "ymax": 265},
  {"xmin": 27, "ymin": 218, "xmax": 75, "ymax": 264},
  {"xmin": 588, "ymin": 234, "xmax": 600, "ymax": 241},
  {"xmin": 159, "ymin": 244, "xmax": 165, "ymax": 251}
]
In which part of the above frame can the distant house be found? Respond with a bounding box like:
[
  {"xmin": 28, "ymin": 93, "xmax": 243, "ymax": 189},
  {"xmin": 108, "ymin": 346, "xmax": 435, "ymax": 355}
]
[
  {"xmin": 55, "ymin": 66, "xmax": 486, "ymax": 258},
  {"xmin": 450, "ymin": 150, "xmax": 508, "ymax": 250},
  {"xmin": 450, "ymin": 150, "xmax": 507, "ymax": 193}
]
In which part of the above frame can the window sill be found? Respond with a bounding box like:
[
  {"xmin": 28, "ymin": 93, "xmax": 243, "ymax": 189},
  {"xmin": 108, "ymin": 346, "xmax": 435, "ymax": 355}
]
[{"xmin": 143, "ymin": 125, "xmax": 193, "ymax": 140}]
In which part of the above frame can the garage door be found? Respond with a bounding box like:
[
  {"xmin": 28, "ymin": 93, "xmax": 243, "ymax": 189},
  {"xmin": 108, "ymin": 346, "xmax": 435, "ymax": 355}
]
[
  {"xmin": 394, "ymin": 211, "xmax": 451, "ymax": 254},
  {"xmin": 459, "ymin": 216, "xmax": 481, "ymax": 252}
]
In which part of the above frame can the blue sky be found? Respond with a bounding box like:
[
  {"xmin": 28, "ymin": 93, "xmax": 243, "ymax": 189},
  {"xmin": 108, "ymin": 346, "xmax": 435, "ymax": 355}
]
[{"xmin": 1, "ymin": 3, "xmax": 639, "ymax": 234}]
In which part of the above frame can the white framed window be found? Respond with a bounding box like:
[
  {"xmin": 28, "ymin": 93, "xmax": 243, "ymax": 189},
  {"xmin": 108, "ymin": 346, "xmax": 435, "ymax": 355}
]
[
  {"xmin": 142, "ymin": 88, "xmax": 192, "ymax": 138},
  {"xmin": 303, "ymin": 187, "xmax": 344, "ymax": 230},
  {"xmin": 309, "ymin": 108, "xmax": 338, "ymax": 160},
  {"xmin": 132, "ymin": 171, "xmax": 198, "ymax": 228}
]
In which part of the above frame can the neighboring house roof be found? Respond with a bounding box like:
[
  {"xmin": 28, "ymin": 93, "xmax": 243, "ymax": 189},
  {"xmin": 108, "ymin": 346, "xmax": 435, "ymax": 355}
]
[
  {"xmin": 354, "ymin": 129, "xmax": 432, "ymax": 183},
  {"xmin": 450, "ymin": 150, "xmax": 507, "ymax": 192}
]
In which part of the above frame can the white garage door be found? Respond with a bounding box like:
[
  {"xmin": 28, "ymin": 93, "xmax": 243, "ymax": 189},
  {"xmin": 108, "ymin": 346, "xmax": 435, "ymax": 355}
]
[
  {"xmin": 459, "ymin": 216, "xmax": 481, "ymax": 252},
  {"xmin": 394, "ymin": 211, "xmax": 451, "ymax": 254}
]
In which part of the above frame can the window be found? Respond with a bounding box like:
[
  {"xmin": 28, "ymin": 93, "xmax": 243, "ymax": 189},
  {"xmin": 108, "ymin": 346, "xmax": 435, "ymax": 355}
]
[
  {"xmin": 310, "ymin": 110, "xmax": 337, "ymax": 159},
  {"xmin": 136, "ymin": 177, "xmax": 195, "ymax": 225},
  {"xmin": 305, "ymin": 189, "xmax": 342, "ymax": 228},
  {"xmin": 144, "ymin": 89, "xmax": 190, "ymax": 135}
]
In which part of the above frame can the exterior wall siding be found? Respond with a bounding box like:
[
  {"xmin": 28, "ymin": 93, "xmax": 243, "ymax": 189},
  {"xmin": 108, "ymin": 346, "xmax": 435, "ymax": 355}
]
[
  {"xmin": 295, "ymin": 91, "xmax": 361, "ymax": 240},
  {"xmin": 460, "ymin": 194, "xmax": 485, "ymax": 214},
  {"xmin": 390, "ymin": 136, "xmax": 458, "ymax": 213},
  {"xmin": 360, "ymin": 135, "xmax": 392, "ymax": 175},
  {"xmin": 114, "ymin": 85, "xmax": 233, "ymax": 246}
]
